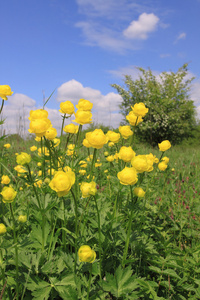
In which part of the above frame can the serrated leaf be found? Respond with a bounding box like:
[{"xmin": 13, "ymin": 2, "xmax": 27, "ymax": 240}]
[
  {"xmin": 162, "ymin": 269, "xmax": 181, "ymax": 279},
  {"xmin": 31, "ymin": 286, "xmax": 51, "ymax": 300},
  {"xmin": 102, "ymin": 266, "xmax": 138, "ymax": 297}
]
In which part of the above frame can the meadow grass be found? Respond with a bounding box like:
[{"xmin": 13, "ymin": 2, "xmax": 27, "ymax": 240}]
[{"xmin": 0, "ymin": 129, "xmax": 200, "ymax": 299}]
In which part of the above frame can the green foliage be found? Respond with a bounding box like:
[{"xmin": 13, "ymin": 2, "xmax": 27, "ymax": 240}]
[
  {"xmin": 112, "ymin": 63, "xmax": 197, "ymax": 145},
  {"xmin": 1, "ymin": 95, "xmax": 200, "ymax": 299}
]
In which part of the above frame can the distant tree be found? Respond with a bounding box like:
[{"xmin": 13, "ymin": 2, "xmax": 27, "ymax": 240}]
[{"xmin": 111, "ymin": 64, "xmax": 197, "ymax": 145}]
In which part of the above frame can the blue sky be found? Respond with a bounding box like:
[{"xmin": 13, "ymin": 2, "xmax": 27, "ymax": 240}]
[{"xmin": 1, "ymin": 0, "xmax": 200, "ymax": 134}]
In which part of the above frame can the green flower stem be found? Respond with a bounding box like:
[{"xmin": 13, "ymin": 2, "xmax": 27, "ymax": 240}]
[
  {"xmin": 0, "ymin": 237, "xmax": 6, "ymax": 300},
  {"xmin": 40, "ymin": 137, "xmax": 46, "ymax": 178},
  {"xmin": 64, "ymin": 133, "xmax": 71, "ymax": 151},
  {"xmin": 27, "ymin": 165, "xmax": 42, "ymax": 211},
  {"xmin": 77, "ymin": 197, "xmax": 91, "ymax": 238},
  {"xmin": 70, "ymin": 188, "xmax": 78, "ymax": 273},
  {"xmin": 146, "ymin": 151, "xmax": 165, "ymax": 195},
  {"xmin": 87, "ymin": 263, "xmax": 93, "ymax": 300},
  {"xmin": 90, "ymin": 148, "xmax": 97, "ymax": 179},
  {"xmin": 0, "ymin": 100, "xmax": 4, "ymax": 115},
  {"xmin": 76, "ymin": 125, "xmax": 82, "ymax": 147},
  {"xmin": 122, "ymin": 186, "xmax": 137, "ymax": 268},
  {"xmin": 27, "ymin": 165, "xmax": 46, "ymax": 251},
  {"xmin": 130, "ymin": 117, "xmax": 138, "ymax": 146},
  {"xmin": 9, "ymin": 203, "xmax": 19, "ymax": 300},
  {"xmin": 61, "ymin": 197, "xmax": 66, "ymax": 251},
  {"xmin": 60, "ymin": 113, "xmax": 66, "ymax": 138},
  {"xmin": 93, "ymin": 195, "xmax": 102, "ymax": 282}
]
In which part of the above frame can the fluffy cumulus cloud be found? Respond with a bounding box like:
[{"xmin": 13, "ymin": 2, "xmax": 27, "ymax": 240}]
[
  {"xmin": 57, "ymin": 79, "xmax": 123, "ymax": 127},
  {"xmin": 75, "ymin": 1, "xmax": 162, "ymax": 52},
  {"xmin": 123, "ymin": 13, "xmax": 159, "ymax": 39},
  {"xmin": 1, "ymin": 94, "xmax": 63, "ymax": 136},
  {"xmin": 1, "ymin": 80, "xmax": 123, "ymax": 135},
  {"xmin": 2, "ymin": 94, "xmax": 36, "ymax": 136},
  {"xmin": 177, "ymin": 32, "xmax": 186, "ymax": 40}
]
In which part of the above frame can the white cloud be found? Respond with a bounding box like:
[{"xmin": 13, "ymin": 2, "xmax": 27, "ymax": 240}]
[
  {"xmin": 177, "ymin": 32, "xmax": 186, "ymax": 40},
  {"xmin": 57, "ymin": 79, "xmax": 123, "ymax": 127},
  {"xmin": 123, "ymin": 13, "xmax": 159, "ymax": 39},
  {"xmin": 75, "ymin": 21, "xmax": 133, "ymax": 53},
  {"xmin": 109, "ymin": 65, "xmax": 160, "ymax": 80},
  {"xmin": 174, "ymin": 32, "xmax": 186, "ymax": 44},
  {"xmin": 76, "ymin": 0, "xmax": 148, "ymax": 19},
  {"xmin": 75, "ymin": 1, "xmax": 163, "ymax": 52},
  {"xmin": 160, "ymin": 53, "xmax": 171, "ymax": 58},
  {"xmin": 7, "ymin": 93, "xmax": 36, "ymax": 107},
  {"xmin": 2, "ymin": 94, "xmax": 36, "ymax": 136},
  {"xmin": 1, "ymin": 80, "xmax": 124, "ymax": 136}
]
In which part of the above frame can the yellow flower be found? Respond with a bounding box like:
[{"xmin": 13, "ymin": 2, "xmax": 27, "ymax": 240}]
[
  {"xmin": 131, "ymin": 102, "xmax": 148, "ymax": 117},
  {"xmin": 117, "ymin": 167, "xmax": 138, "ymax": 185},
  {"xmin": 14, "ymin": 165, "xmax": 27, "ymax": 173},
  {"xmin": 49, "ymin": 170, "xmax": 75, "ymax": 197},
  {"xmin": 80, "ymin": 181, "xmax": 97, "ymax": 198},
  {"xmin": 30, "ymin": 146, "xmax": 37, "ymax": 152},
  {"xmin": 79, "ymin": 169, "xmax": 86, "ymax": 175},
  {"xmin": 82, "ymin": 138, "xmax": 92, "ymax": 148},
  {"xmin": 158, "ymin": 162, "xmax": 168, "ymax": 171},
  {"xmin": 68, "ymin": 144, "xmax": 75, "ymax": 150},
  {"xmin": 67, "ymin": 149, "xmax": 74, "ymax": 156},
  {"xmin": 118, "ymin": 146, "xmax": 135, "ymax": 162},
  {"xmin": 106, "ymin": 155, "xmax": 114, "ymax": 162},
  {"xmin": 171, "ymin": 168, "xmax": 175, "ymax": 172},
  {"xmin": 131, "ymin": 155, "xmax": 153, "ymax": 173},
  {"xmin": 52, "ymin": 138, "xmax": 60, "ymax": 148},
  {"xmin": 18, "ymin": 215, "xmax": 27, "ymax": 223},
  {"xmin": 59, "ymin": 101, "xmax": 75, "ymax": 115},
  {"xmin": 86, "ymin": 155, "xmax": 93, "ymax": 161},
  {"xmin": 133, "ymin": 187, "xmax": 145, "ymax": 197},
  {"xmin": 48, "ymin": 168, "xmax": 55, "ymax": 175},
  {"xmin": 4, "ymin": 143, "xmax": 11, "ymax": 149},
  {"xmin": 106, "ymin": 131, "xmax": 120, "ymax": 143},
  {"xmin": 76, "ymin": 98, "xmax": 93, "ymax": 111},
  {"xmin": 34, "ymin": 179, "xmax": 43, "ymax": 188},
  {"xmin": 79, "ymin": 161, "xmax": 87, "ymax": 168},
  {"xmin": 16, "ymin": 152, "xmax": 31, "ymax": 165},
  {"xmin": 119, "ymin": 125, "xmax": 133, "ymax": 139},
  {"xmin": 38, "ymin": 170, "xmax": 42, "ymax": 177},
  {"xmin": 146, "ymin": 153, "xmax": 159, "ymax": 164},
  {"xmin": 108, "ymin": 142, "xmax": 114, "ymax": 147},
  {"xmin": 95, "ymin": 162, "xmax": 102, "ymax": 167},
  {"xmin": 29, "ymin": 109, "xmax": 48, "ymax": 121},
  {"xmin": 104, "ymin": 151, "xmax": 109, "ymax": 156},
  {"xmin": 162, "ymin": 156, "xmax": 169, "ymax": 164},
  {"xmin": 63, "ymin": 123, "xmax": 79, "ymax": 134},
  {"xmin": 158, "ymin": 140, "xmax": 171, "ymax": 152},
  {"xmin": 85, "ymin": 129, "xmax": 108, "ymax": 149},
  {"xmin": 0, "ymin": 223, "xmax": 7, "ymax": 235},
  {"xmin": 78, "ymin": 245, "xmax": 96, "ymax": 263},
  {"xmin": 1, "ymin": 175, "xmax": 10, "ymax": 185},
  {"xmin": 35, "ymin": 136, "xmax": 42, "ymax": 142},
  {"xmin": 126, "ymin": 111, "xmax": 143, "ymax": 126},
  {"xmin": 45, "ymin": 127, "xmax": 57, "ymax": 140},
  {"xmin": 73, "ymin": 110, "xmax": 92, "ymax": 125},
  {"xmin": 38, "ymin": 147, "xmax": 49, "ymax": 156},
  {"xmin": 114, "ymin": 152, "xmax": 119, "ymax": 160},
  {"xmin": 1, "ymin": 186, "xmax": 17, "ymax": 203},
  {"xmin": 37, "ymin": 162, "xmax": 42, "ymax": 167},
  {"xmin": 29, "ymin": 118, "xmax": 52, "ymax": 137},
  {"xmin": 0, "ymin": 85, "xmax": 13, "ymax": 100}
]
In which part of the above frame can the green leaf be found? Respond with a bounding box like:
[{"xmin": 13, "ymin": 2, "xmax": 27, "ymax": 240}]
[
  {"xmin": 102, "ymin": 265, "xmax": 138, "ymax": 297},
  {"xmin": 162, "ymin": 269, "xmax": 181, "ymax": 280},
  {"xmin": 31, "ymin": 286, "xmax": 51, "ymax": 300}
]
